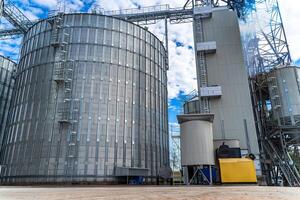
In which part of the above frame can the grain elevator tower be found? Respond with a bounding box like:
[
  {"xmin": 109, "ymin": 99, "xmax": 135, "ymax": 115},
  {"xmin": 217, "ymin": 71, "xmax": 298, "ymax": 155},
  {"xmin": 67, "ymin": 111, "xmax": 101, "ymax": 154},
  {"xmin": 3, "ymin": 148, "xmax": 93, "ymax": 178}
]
[{"xmin": 184, "ymin": 4, "xmax": 261, "ymax": 174}]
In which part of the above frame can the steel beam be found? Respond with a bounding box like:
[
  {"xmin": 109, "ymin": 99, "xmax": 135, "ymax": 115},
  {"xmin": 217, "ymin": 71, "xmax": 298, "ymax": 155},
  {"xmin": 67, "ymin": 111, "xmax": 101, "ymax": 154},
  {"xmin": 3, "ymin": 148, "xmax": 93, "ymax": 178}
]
[
  {"xmin": 104, "ymin": 5, "xmax": 194, "ymax": 24},
  {"xmin": 2, "ymin": 1, "xmax": 32, "ymax": 33},
  {"xmin": 0, "ymin": 28, "xmax": 22, "ymax": 39}
]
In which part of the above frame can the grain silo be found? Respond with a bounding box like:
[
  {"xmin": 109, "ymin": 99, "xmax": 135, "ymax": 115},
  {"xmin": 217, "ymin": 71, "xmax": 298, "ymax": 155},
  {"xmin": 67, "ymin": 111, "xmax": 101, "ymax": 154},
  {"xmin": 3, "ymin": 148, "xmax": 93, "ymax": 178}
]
[
  {"xmin": 267, "ymin": 65, "xmax": 300, "ymax": 125},
  {"xmin": 0, "ymin": 13, "xmax": 169, "ymax": 184},
  {"xmin": 0, "ymin": 56, "xmax": 16, "ymax": 149}
]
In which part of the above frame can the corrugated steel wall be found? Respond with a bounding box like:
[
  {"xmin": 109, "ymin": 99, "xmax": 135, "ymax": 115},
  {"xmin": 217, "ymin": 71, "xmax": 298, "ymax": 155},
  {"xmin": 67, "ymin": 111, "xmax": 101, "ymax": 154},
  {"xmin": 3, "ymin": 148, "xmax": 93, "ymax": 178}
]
[
  {"xmin": 0, "ymin": 56, "xmax": 16, "ymax": 149},
  {"xmin": 0, "ymin": 13, "xmax": 169, "ymax": 183}
]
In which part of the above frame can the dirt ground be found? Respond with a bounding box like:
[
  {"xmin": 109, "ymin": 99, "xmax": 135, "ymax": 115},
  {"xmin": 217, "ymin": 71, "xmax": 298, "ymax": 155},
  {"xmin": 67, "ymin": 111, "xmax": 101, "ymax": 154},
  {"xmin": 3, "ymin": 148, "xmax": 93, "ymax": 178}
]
[{"xmin": 0, "ymin": 186, "xmax": 299, "ymax": 200}]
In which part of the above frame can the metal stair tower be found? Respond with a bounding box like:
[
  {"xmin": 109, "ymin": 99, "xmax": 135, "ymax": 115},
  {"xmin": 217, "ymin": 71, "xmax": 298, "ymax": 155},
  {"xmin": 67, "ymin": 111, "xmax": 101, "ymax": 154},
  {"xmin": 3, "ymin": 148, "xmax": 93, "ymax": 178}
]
[
  {"xmin": 47, "ymin": 13, "xmax": 80, "ymax": 178},
  {"xmin": 250, "ymin": 74, "xmax": 300, "ymax": 186}
]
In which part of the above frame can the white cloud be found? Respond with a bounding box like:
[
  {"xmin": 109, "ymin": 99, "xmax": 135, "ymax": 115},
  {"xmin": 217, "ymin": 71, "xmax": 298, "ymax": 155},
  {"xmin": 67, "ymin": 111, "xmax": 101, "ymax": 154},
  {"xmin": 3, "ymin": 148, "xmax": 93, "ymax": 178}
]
[
  {"xmin": 22, "ymin": 9, "xmax": 39, "ymax": 20},
  {"xmin": 278, "ymin": 0, "xmax": 300, "ymax": 62},
  {"xmin": 31, "ymin": 0, "xmax": 57, "ymax": 8},
  {"xmin": 0, "ymin": 38, "xmax": 22, "ymax": 61},
  {"xmin": 64, "ymin": 0, "xmax": 84, "ymax": 12},
  {"xmin": 144, "ymin": 20, "xmax": 196, "ymax": 99},
  {"xmin": 96, "ymin": 0, "xmax": 186, "ymax": 10},
  {"xmin": 27, "ymin": 6, "xmax": 44, "ymax": 15},
  {"xmin": 0, "ymin": 18, "xmax": 13, "ymax": 29},
  {"xmin": 167, "ymin": 41, "xmax": 197, "ymax": 99},
  {"xmin": 30, "ymin": 0, "xmax": 85, "ymax": 12}
]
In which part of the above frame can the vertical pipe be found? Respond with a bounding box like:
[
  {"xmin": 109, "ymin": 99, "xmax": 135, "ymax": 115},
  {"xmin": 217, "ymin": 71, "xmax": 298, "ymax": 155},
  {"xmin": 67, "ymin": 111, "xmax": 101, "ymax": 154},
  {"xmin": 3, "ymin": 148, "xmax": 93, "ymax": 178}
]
[
  {"xmin": 183, "ymin": 166, "xmax": 189, "ymax": 185},
  {"xmin": 243, "ymin": 119, "xmax": 252, "ymax": 153},
  {"xmin": 164, "ymin": 17, "xmax": 170, "ymax": 168},
  {"xmin": 221, "ymin": 119, "xmax": 225, "ymax": 140},
  {"xmin": 164, "ymin": 17, "xmax": 169, "ymax": 70},
  {"xmin": 209, "ymin": 165, "xmax": 213, "ymax": 185}
]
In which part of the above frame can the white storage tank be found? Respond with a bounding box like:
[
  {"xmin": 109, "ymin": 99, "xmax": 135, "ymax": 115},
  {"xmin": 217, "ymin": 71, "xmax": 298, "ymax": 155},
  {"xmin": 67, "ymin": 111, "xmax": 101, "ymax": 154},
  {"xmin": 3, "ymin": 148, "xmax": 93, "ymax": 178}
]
[
  {"xmin": 177, "ymin": 114, "xmax": 215, "ymax": 166},
  {"xmin": 267, "ymin": 65, "xmax": 300, "ymax": 125}
]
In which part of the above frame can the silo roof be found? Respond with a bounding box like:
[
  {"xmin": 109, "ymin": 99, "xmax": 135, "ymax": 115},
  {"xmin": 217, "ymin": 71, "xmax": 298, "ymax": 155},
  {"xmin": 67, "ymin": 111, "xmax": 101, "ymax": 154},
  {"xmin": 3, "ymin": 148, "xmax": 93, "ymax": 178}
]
[{"xmin": 177, "ymin": 113, "xmax": 214, "ymax": 124}]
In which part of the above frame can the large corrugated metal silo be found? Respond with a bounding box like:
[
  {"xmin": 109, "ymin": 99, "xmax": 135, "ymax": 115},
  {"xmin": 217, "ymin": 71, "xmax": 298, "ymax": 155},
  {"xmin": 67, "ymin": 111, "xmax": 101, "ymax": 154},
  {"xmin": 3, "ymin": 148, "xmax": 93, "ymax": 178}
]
[
  {"xmin": 0, "ymin": 13, "xmax": 169, "ymax": 184},
  {"xmin": 0, "ymin": 56, "xmax": 16, "ymax": 149},
  {"xmin": 267, "ymin": 65, "xmax": 300, "ymax": 125}
]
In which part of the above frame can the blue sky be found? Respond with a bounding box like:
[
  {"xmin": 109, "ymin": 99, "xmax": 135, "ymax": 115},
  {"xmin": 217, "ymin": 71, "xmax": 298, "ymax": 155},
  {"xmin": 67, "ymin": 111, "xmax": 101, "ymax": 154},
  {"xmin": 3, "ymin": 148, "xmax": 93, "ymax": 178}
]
[{"xmin": 0, "ymin": 0, "xmax": 299, "ymax": 125}]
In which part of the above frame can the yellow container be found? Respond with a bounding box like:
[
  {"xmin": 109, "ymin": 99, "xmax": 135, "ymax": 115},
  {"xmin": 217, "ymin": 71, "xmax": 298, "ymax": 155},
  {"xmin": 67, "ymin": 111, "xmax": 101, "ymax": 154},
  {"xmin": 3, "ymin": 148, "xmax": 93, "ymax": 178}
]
[{"xmin": 219, "ymin": 158, "xmax": 257, "ymax": 183}]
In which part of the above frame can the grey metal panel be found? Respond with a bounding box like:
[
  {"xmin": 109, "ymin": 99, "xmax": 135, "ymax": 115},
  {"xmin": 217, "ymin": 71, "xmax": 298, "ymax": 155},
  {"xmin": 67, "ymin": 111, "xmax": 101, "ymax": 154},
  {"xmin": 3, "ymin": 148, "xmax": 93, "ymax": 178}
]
[
  {"xmin": 115, "ymin": 166, "xmax": 149, "ymax": 176},
  {"xmin": 0, "ymin": 56, "xmax": 16, "ymax": 150},
  {"xmin": 0, "ymin": 13, "xmax": 168, "ymax": 184},
  {"xmin": 193, "ymin": 8, "xmax": 259, "ymax": 154},
  {"xmin": 177, "ymin": 113, "xmax": 214, "ymax": 124}
]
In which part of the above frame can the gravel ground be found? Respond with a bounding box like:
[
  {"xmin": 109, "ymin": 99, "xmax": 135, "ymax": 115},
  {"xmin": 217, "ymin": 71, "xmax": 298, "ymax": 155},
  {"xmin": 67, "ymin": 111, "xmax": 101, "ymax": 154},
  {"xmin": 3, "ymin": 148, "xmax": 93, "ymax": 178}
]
[{"xmin": 0, "ymin": 186, "xmax": 299, "ymax": 200}]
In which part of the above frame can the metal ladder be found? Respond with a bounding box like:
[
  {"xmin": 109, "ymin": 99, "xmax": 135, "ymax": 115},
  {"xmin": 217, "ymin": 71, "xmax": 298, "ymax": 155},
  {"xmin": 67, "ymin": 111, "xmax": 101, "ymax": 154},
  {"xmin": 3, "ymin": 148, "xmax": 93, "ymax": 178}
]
[
  {"xmin": 67, "ymin": 99, "xmax": 80, "ymax": 157},
  {"xmin": 194, "ymin": 16, "xmax": 209, "ymax": 113},
  {"xmin": 49, "ymin": 13, "xmax": 73, "ymax": 123},
  {"xmin": 268, "ymin": 76, "xmax": 283, "ymax": 124},
  {"xmin": 268, "ymin": 74, "xmax": 295, "ymax": 125},
  {"xmin": 65, "ymin": 99, "xmax": 80, "ymax": 177}
]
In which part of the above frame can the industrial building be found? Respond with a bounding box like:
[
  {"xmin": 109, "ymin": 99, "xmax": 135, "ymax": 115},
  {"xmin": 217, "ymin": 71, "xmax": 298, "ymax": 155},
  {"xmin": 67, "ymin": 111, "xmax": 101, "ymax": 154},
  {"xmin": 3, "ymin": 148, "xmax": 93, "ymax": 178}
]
[
  {"xmin": 184, "ymin": 5, "xmax": 260, "ymax": 170},
  {"xmin": 0, "ymin": 0, "xmax": 299, "ymax": 187},
  {"xmin": 178, "ymin": 7, "xmax": 260, "ymax": 184}
]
